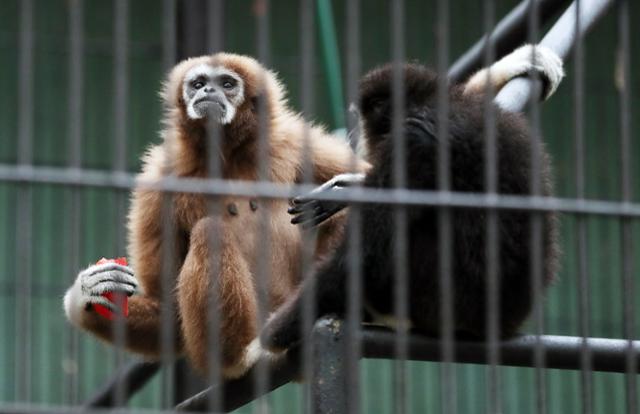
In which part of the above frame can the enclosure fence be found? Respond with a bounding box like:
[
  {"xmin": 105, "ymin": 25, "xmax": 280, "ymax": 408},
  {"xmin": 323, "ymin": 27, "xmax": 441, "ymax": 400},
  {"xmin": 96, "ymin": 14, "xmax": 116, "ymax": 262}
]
[{"xmin": 0, "ymin": 0, "xmax": 638, "ymax": 413}]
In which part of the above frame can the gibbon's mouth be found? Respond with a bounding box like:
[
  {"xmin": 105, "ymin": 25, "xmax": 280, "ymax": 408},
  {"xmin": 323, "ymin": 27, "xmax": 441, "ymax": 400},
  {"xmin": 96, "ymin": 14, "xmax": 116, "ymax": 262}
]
[
  {"xmin": 195, "ymin": 97, "xmax": 226, "ymax": 111},
  {"xmin": 404, "ymin": 116, "xmax": 436, "ymax": 138},
  {"xmin": 193, "ymin": 97, "xmax": 227, "ymax": 116}
]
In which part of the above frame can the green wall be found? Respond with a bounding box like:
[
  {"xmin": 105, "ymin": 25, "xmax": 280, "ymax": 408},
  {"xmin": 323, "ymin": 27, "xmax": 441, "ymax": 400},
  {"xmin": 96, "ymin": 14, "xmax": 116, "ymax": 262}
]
[{"xmin": 0, "ymin": 0, "xmax": 639, "ymax": 412}]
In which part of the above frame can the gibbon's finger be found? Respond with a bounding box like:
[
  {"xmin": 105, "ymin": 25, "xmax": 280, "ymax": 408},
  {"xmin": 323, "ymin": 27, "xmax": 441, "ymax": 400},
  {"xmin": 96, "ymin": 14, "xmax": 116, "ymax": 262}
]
[
  {"xmin": 300, "ymin": 212, "xmax": 333, "ymax": 229},
  {"xmin": 300, "ymin": 209, "xmax": 341, "ymax": 229},
  {"xmin": 288, "ymin": 200, "xmax": 322, "ymax": 215},
  {"xmin": 290, "ymin": 207, "xmax": 321, "ymax": 225},
  {"xmin": 291, "ymin": 194, "xmax": 326, "ymax": 206},
  {"xmin": 292, "ymin": 177, "xmax": 351, "ymax": 205},
  {"xmin": 79, "ymin": 263, "xmax": 134, "ymax": 279},
  {"xmin": 290, "ymin": 197, "xmax": 348, "ymax": 215},
  {"xmin": 87, "ymin": 280, "xmax": 138, "ymax": 296},
  {"xmin": 291, "ymin": 201, "xmax": 348, "ymax": 226},
  {"xmin": 82, "ymin": 272, "xmax": 138, "ymax": 295},
  {"xmin": 85, "ymin": 296, "xmax": 120, "ymax": 313}
]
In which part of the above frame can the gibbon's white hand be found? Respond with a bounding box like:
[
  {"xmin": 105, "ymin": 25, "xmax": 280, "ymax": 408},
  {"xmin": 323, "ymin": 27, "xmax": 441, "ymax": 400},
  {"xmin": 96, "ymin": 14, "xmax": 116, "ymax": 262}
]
[
  {"xmin": 289, "ymin": 173, "xmax": 366, "ymax": 228},
  {"xmin": 465, "ymin": 44, "xmax": 565, "ymax": 100},
  {"xmin": 63, "ymin": 262, "xmax": 138, "ymax": 325}
]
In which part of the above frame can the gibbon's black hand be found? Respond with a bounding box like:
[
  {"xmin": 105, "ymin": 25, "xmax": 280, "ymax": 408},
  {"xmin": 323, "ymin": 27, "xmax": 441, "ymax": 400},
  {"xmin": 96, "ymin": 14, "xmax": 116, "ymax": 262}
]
[{"xmin": 289, "ymin": 173, "xmax": 365, "ymax": 228}]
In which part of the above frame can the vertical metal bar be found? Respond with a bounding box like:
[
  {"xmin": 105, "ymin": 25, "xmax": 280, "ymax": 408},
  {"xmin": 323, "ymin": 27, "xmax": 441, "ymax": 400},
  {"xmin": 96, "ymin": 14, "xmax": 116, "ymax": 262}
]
[
  {"xmin": 160, "ymin": 0, "xmax": 177, "ymax": 410},
  {"xmin": 112, "ymin": 0, "xmax": 129, "ymax": 408},
  {"xmin": 207, "ymin": 0, "xmax": 224, "ymax": 53},
  {"xmin": 317, "ymin": 0, "xmax": 346, "ymax": 129},
  {"xmin": 159, "ymin": 196, "xmax": 177, "ymax": 412},
  {"xmin": 390, "ymin": 1, "xmax": 408, "ymax": 413},
  {"xmin": 572, "ymin": 2, "xmax": 593, "ymax": 413},
  {"xmin": 344, "ymin": 1, "xmax": 362, "ymax": 412},
  {"xmin": 254, "ymin": 1, "xmax": 271, "ymax": 413},
  {"xmin": 525, "ymin": 1, "xmax": 547, "ymax": 414},
  {"xmin": 312, "ymin": 318, "xmax": 347, "ymax": 414},
  {"xmin": 205, "ymin": 1, "xmax": 225, "ymax": 411},
  {"xmin": 15, "ymin": 0, "xmax": 33, "ymax": 405},
  {"xmin": 65, "ymin": 0, "xmax": 84, "ymax": 406},
  {"xmin": 482, "ymin": 0, "xmax": 501, "ymax": 413},
  {"xmin": 163, "ymin": 0, "xmax": 177, "ymax": 69},
  {"xmin": 300, "ymin": 0, "xmax": 317, "ymax": 411},
  {"xmin": 113, "ymin": 0, "xmax": 128, "ymax": 175},
  {"xmin": 617, "ymin": 0, "xmax": 636, "ymax": 412},
  {"xmin": 436, "ymin": 0, "xmax": 456, "ymax": 413}
]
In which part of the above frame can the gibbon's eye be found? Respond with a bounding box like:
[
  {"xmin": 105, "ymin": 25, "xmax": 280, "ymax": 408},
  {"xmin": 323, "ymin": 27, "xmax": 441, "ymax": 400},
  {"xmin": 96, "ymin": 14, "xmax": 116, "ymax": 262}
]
[
  {"xmin": 221, "ymin": 77, "xmax": 237, "ymax": 89},
  {"xmin": 192, "ymin": 81, "xmax": 205, "ymax": 89},
  {"xmin": 363, "ymin": 97, "xmax": 386, "ymax": 114}
]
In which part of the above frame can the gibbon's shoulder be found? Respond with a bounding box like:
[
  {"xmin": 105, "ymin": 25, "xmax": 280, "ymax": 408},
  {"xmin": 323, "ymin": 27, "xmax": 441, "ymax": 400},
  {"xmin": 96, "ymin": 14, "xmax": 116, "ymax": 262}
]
[{"xmin": 137, "ymin": 144, "xmax": 167, "ymax": 181}]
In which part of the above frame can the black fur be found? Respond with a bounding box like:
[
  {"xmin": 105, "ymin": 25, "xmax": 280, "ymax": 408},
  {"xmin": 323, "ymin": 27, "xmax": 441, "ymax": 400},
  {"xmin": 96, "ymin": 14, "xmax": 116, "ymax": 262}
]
[{"xmin": 260, "ymin": 63, "xmax": 559, "ymax": 351}]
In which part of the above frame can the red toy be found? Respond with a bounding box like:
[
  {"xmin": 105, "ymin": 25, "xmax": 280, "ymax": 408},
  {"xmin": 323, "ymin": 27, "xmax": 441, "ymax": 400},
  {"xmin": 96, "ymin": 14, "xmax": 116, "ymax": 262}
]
[{"xmin": 94, "ymin": 257, "xmax": 129, "ymax": 320}]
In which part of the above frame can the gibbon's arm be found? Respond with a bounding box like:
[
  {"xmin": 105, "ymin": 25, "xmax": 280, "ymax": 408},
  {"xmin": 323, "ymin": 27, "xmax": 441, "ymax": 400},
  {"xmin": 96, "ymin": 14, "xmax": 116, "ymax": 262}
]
[
  {"xmin": 464, "ymin": 44, "xmax": 564, "ymax": 99},
  {"xmin": 288, "ymin": 133, "xmax": 369, "ymax": 227},
  {"xmin": 63, "ymin": 189, "xmax": 183, "ymax": 357}
]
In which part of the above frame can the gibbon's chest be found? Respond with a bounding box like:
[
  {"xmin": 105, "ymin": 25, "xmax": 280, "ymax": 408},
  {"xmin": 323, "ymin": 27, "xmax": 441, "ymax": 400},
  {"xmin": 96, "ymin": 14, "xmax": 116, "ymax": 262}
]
[{"xmin": 173, "ymin": 192, "xmax": 298, "ymax": 249}]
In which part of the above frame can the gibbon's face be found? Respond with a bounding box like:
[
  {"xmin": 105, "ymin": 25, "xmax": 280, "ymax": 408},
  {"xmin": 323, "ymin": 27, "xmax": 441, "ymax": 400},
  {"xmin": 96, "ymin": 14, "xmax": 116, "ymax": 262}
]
[
  {"xmin": 182, "ymin": 63, "xmax": 245, "ymax": 124},
  {"xmin": 358, "ymin": 64, "xmax": 438, "ymax": 142}
]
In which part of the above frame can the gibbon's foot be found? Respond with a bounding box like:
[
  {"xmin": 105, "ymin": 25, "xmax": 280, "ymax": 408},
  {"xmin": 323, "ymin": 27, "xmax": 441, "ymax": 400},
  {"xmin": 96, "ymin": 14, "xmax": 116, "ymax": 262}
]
[
  {"xmin": 289, "ymin": 172, "xmax": 366, "ymax": 228},
  {"xmin": 222, "ymin": 337, "xmax": 286, "ymax": 379},
  {"xmin": 63, "ymin": 262, "xmax": 138, "ymax": 326},
  {"xmin": 464, "ymin": 44, "xmax": 564, "ymax": 100}
]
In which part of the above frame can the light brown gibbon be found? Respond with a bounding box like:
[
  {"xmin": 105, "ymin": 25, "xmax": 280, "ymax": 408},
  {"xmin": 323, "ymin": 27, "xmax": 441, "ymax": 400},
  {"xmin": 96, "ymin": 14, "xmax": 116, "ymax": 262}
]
[{"xmin": 63, "ymin": 53, "xmax": 369, "ymax": 378}]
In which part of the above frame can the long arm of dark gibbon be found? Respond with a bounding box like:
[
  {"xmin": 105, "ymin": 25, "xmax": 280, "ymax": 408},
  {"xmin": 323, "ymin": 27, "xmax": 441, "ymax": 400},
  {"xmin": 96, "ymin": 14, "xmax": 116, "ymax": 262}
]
[{"xmin": 260, "ymin": 249, "xmax": 349, "ymax": 352}]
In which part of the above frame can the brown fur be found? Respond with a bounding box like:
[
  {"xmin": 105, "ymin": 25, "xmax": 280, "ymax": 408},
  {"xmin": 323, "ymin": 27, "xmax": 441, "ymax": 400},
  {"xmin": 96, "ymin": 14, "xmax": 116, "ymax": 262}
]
[{"xmin": 74, "ymin": 53, "xmax": 368, "ymax": 377}]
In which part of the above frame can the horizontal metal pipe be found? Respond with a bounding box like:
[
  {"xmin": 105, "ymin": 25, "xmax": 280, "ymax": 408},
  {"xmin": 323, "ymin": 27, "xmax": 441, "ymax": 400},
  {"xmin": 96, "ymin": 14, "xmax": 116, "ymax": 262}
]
[
  {"xmin": 175, "ymin": 325, "xmax": 640, "ymax": 412},
  {"xmin": 2, "ymin": 164, "xmax": 639, "ymax": 218},
  {"xmin": 83, "ymin": 361, "xmax": 162, "ymax": 408},
  {"xmin": 174, "ymin": 349, "xmax": 301, "ymax": 412},
  {"xmin": 362, "ymin": 329, "xmax": 640, "ymax": 374}
]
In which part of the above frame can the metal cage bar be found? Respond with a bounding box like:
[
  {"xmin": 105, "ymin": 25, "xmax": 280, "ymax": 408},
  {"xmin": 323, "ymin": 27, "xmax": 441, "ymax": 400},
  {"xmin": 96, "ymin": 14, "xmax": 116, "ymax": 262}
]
[{"xmin": 0, "ymin": 0, "xmax": 630, "ymax": 412}]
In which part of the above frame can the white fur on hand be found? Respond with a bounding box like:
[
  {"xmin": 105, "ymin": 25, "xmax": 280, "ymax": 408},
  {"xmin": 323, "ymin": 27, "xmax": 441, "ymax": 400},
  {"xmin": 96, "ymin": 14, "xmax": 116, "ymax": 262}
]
[
  {"xmin": 466, "ymin": 44, "xmax": 565, "ymax": 100},
  {"xmin": 63, "ymin": 262, "xmax": 138, "ymax": 326}
]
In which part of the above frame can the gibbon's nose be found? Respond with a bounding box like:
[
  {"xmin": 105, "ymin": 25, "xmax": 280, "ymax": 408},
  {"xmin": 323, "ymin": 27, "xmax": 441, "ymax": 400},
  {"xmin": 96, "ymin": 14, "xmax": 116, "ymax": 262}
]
[
  {"xmin": 204, "ymin": 85, "xmax": 215, "ymax": 93},
  {"xmin": 206, "ymin": 90, "xmax": 225, "ymax": 102}
]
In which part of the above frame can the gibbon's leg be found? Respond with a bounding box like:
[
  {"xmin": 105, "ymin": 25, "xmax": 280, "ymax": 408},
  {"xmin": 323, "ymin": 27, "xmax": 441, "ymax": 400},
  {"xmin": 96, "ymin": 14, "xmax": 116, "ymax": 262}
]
[
  {"xmin": 177, "ymin": 217, "xmax": 267, "ymax": 379},
  {"xmin": 464, "ymin": 44, "xmax": 564, "ymax": 99},
  {"xmin": 63, "ymin": 263, "xmax": 177, "ymax": 356}
]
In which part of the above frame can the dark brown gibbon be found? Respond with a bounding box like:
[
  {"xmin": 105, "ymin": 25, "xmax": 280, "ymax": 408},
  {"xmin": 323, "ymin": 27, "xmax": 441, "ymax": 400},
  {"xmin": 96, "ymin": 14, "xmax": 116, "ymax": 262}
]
[
  {"xmin": 63, "ymin": 53, "xmax": 368, "ymax": 378},
  {"xmin": 260, "ymin": 45, "xmax": 563, "ymax": 351}
]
